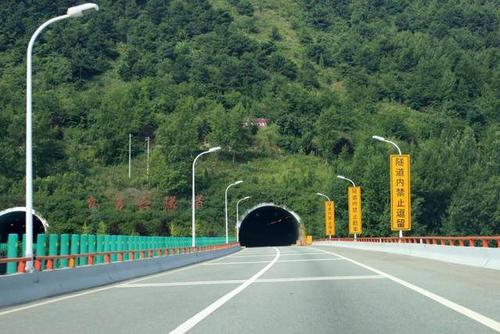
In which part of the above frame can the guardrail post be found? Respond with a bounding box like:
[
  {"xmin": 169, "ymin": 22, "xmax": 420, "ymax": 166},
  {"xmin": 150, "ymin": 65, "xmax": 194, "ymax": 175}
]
[
  {"xmin": 123, "ymin": 236, "xmax": 128, "ymax": 260},
  {"xmin": 117, "ymin": 235, "xmax": 124, "ymax": 261},
  {"xmin": 6, "ymin": 234, "xmax": 18, "ymax": 274},
  {"xmin": 35, "ymin": 233, "xmax": 46, "ymax": 271},
  {"xmin": 80, "ymin": 234, "xmax": 88, "ymax": 266},
  {"xmin": 130, "ymin": 236, "xmax": 135, "ymax": 259},
  {"xmin": 133, "ymin": 236, "xmax": 139, "ymax": 260},
  {"xmin": 96, "ymin": 235, "xmax": 104, "ymax": 264},
  {"xmin": 139, "ymin": 236, "xmax": 145, "ymax": 259},
  {"xmin": 482, "ymin": 240, "xmax": 489, "ymax": 248},
  {"xmin": 110, "ymin": 235, "xmax": 117, "ymax": 262},
  {"xmin": 60, "ymin": 234, "xmax": 70, "ymax": 268},
  {"xmin": 70, "ymin": 234, "xmax": 79, "ymax": 268},
  {"xmin": 88, "ymin": 235, "xmax": 96, "ymax": 265},
  {"xmin": 18, "ymin": 234, "xmax": 27, "ymax": 273},
  {"xmin": 47, "ymin": 234, "xmax": 58, "ymax": 270},
  {"xmin": 147, "ymin": 236, "xmax": 151, "ymax": 256},
  {"xmin": 469, "ymin": 239, "xmax": 475, "ymax": 247},
  {"xmin": 104, "ymin": 235, "xmax": 111, "ymax": 263}
]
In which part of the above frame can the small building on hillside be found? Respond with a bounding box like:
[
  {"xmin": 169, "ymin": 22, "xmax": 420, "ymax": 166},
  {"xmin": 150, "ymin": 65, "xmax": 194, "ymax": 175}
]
[
  {"xmin": 253, "ymin": 118, "xmax": 270, "ymax": 128},
  {"xmin": 243, "ymin": 117, "xmax": 271, "ymax": 129}
]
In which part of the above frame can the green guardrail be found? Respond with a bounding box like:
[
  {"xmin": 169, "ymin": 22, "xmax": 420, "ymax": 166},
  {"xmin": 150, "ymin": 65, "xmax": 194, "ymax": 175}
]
[{"xmin": 1, "ymin": 233, "xmax": 236, "ymax": 275}]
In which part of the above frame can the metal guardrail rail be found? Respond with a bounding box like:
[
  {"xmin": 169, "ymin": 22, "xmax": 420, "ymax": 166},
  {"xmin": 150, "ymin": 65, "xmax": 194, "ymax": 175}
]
[
  {"xmin": 319, "ymin": 236, "xmax": 500, "ymax": 248},
  {"xmin": 0, "ymin": 233, "xmax": 238, "ymax": 275},
  {"xmin": 0, "ymin": 243, "xmax": 239, "ymax": 274}
]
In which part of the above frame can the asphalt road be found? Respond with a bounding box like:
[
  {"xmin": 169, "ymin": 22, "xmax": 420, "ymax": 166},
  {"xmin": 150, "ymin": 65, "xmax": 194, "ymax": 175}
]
[{"xmin": 1, "ymin": 245, "xmax": 499, "ymax": 333}]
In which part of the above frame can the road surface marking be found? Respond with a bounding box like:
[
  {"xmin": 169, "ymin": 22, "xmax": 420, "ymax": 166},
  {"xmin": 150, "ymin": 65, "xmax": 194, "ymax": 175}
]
[
  {"xmin": 170, "ymin": 247, "xmax": 281, "ymax": 334},
  {"xmin": 118, "ymin": 275, "xmax": 384, "ymax": 288},
  {"xmin": 204, "ymin": 258, "xmax": 344, "ymax": 265},
  {"xmin": 314, "ymin": 247, "xmax": 500, "ymax": 333},
  {"xmin": 231, "ymin": 252, "xmax": 328, "ymax": 258},
  {"xmin": 257, "ymin": 275, "xmax": 384, "ymax": 283},
  {"xmin": 119, "ymin": 280, "xmax": 246, "ymax": 287},
  {"xmin": 0, "ymin": 249, "xmax": 243, "ymax": 317}
]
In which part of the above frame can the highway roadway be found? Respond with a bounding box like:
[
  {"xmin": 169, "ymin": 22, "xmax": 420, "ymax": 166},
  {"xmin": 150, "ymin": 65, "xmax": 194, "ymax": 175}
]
[{"xmin": 1, "ymin": 245, "xmax": 499, "ymax": 333}]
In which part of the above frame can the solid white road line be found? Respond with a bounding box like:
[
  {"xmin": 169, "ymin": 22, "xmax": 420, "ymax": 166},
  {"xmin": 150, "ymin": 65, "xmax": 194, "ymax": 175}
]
[
  {"xmin": 257, "ymin": 275, "xmax": 384, "ymax": 283},
  {"xmin": 314, "ymin": 247, "xmax": 500, "ymax": 333},
  {"xmin": 204, "ymin": 258, "xmax": 344, "ymax": 265},
  {"xmin": 169, "ymin": 247, "xmax": 281, "ymax": 334},
  {"xmin": 231, "ymin": 252, "xmax": 329, "ymax": 258},
  {"xmin": 0, "ymin": 249, "xmax": 243, "ymax": 317},
  {"xmin": 119, "ymin": 280, "xmax": 246, "ymax": 287},
  {"xmin": 118, "ymin": 275, "xmax": 384, "ymax": 288}
]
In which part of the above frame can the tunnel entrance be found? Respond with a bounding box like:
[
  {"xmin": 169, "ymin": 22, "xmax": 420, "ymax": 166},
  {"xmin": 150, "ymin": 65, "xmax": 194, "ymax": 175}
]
[
  {"xmin": 0, "ymin": 207, "xmax": 48, "ymax": 243},
  {"xmin": 239, "ymin": 204, "xmax": 300, "ymax": 247}
]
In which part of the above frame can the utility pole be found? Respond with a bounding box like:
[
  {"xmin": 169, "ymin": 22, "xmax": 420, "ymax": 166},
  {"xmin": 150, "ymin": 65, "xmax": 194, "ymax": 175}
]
[
  {"xmin": 128, "ymin": 134, "xmax": 131, "ymax": 179},
  {"xmin": 146, "ymin": 136, "xmax": 150, "ymax": 181}
]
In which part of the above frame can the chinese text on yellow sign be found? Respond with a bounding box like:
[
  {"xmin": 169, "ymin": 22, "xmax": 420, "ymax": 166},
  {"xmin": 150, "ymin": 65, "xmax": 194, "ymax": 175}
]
[
  {"xmin": 348, "ymin": 187, "xmax": 362, "ymax": 235},
  {"xmin": 390, "ymin": 154, "xmax": 411, "ymax": 231},
  {"xmin": 324, "ymin": 201, "xmax": 335, "ymax": 236}
]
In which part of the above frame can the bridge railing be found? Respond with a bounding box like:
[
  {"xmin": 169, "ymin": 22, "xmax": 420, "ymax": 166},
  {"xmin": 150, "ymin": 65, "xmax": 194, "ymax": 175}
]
[
  {"xmin": 0, "ymin": 233, "xmax": 238, "ymax": 275},
  {"xmin": 318, "ymin": 236, "xmax": 500, "ymax": 248}
]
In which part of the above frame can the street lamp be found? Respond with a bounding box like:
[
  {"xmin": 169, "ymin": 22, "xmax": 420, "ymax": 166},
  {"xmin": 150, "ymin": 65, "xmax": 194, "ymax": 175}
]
[
  {"xmin": 337, "ymin": 175, "xmax": 358, "ymax": 240},
  {"xmin": 372, "ymin": 135, "xmax": 404, "ymax": 239},
  {"xmin": 191, "ymin": 147, "xmax": 221, "ymax": 247},
  {"xmin": 337, "ymin": 175, "xmax": 356, "ymax": 187},
  {"xmin": 316, "ymin": 192, "xmax": 332, "ymax": 239},
  {"xmin": 236, "ymin": 196, "xmax": 251, "ymax": 242},
  {"xmin": 316, "ymin": 192, "xmax": 331, "ymax": 201},
  {"xmin": 372, "ymin": 135, "xmax": 402, "ymax": 155},
  {"xmin": 225, "ymin": 180, "xmax": 243, "ymax": 244},
  {"xmin": 25, "ymin": 3, "xmax": 99, "ymax": 272}
]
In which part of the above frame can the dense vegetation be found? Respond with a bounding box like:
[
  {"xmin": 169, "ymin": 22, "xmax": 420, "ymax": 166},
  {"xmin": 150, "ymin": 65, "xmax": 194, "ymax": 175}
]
[{"xmin": 0, "ymin": 0, "xmax": 498, "ymax": 239}]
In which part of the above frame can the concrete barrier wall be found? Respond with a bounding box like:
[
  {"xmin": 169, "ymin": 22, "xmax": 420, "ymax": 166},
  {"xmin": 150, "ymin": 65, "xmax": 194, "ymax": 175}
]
[
  {"xmin": 0, "ymin": 246, "xmax": 240, "ymax": 308},
  {"xmin": 314, "ymin": 241, "xmax": 500, "ymax": 271}
]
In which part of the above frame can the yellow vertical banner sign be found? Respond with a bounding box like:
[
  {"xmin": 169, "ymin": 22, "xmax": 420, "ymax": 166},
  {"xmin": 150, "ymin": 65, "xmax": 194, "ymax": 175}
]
[
  {"xmin": 348, "ymin": 187, "xmax": 362, "ymax": 235},
  {"xmin": 390, "ymin": 154, "xmax": 411, "ymax": 231},
  {"xmin": 324, "ymin": 201, "xmax": 335, "ymax": 236}
]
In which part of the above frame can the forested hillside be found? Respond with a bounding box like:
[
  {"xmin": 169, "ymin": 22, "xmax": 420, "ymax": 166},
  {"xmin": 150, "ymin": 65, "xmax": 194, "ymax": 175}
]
[{"xmin": 0, "ymin": 0, "xmax": 498, "ymax": 238}]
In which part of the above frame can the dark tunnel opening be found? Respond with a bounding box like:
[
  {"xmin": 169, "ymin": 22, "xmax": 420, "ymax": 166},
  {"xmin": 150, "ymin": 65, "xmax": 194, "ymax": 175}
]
[
  {"xmin": 0, "ymin": 210, "xmax": 46, "ymax": 243},
  {"xmin": 0, "ymin": 209, "xmax": 47, "ymax": 274},
  {"xmin": 239, "ymin": 205, "xmax": 299, "ymax": 247}
]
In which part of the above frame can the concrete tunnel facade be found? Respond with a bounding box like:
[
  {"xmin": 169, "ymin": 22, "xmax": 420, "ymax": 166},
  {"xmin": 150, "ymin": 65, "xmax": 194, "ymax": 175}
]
[{"xmin": 238, "ymin": 203, "xmax": 300, "ymax": 247}]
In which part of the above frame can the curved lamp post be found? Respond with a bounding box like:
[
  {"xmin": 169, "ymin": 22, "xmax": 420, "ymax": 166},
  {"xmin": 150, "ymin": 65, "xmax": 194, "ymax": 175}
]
[
  {"xmin": 235, "ymin": 196, "xmax": 251, "ymax": 243},
  {"xmin": 316, "ymin": 192, "xmax": 332, "ymax": 239},
  {"xmin": 337, "ymin": 175, "xmax": 356, "ymax": 187},
  {"xmin": 192, "ymin": 147, "xmax": 221, "ymax": 247},
  {"xmin": 337, "ymin": 175, "xmax": 358, "ymax": 240},
  {"xmin": 372, "ymin": 135, "xmax": 402, "ymax": 155},
  {"xmin": 316, "ymin": 192, "xmax": 331, "ymax": 201},
  {"xmin": 225, "ymin": 180, "xmax": 243, "ymax": 244},
  {"xmin": 25, "ymin": 3, "xmax": 99, "ymax": 272},
  {"xmin": 372, "ymin": 135, "xmax": 404, "ymax": 239}
]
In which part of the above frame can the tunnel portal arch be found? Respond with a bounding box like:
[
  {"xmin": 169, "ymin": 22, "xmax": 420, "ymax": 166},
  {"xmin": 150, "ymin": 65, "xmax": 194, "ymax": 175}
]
[
  {"xmin": 0, "ymin": 207, "xmax": 48, "ymax": 242},
  {"xmin": 238, "ymin": 203, "xmax": 300, "ymax": 247}
]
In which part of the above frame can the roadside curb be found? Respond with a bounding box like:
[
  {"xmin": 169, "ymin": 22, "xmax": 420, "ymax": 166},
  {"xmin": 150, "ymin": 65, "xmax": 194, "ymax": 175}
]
[{"xmin": 313, "ymin": 241, "xmax": 500, "ymax": 271}]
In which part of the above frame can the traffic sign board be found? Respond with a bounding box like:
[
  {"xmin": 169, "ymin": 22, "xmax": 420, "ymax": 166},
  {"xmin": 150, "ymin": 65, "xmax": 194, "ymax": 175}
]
[
  {"xmin": 324, "ymin": 201, "xmax": 335, "ymax": 236},
  {"xmin": 348, "ymin": 187, "xmax": 362, "ymax": 235},
  {"xmin": 390, "ymin": 154, "xmax": 411, "ymax": 231}
]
